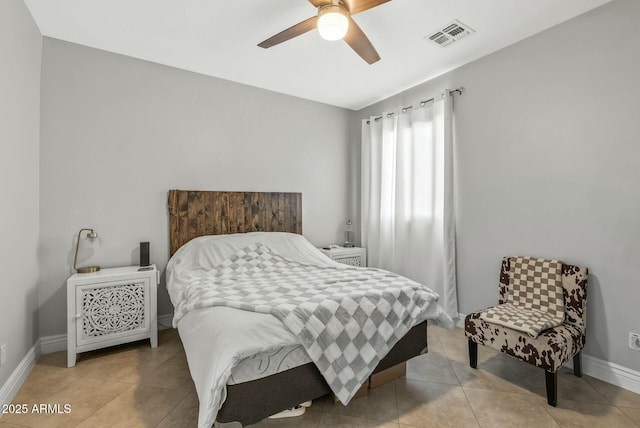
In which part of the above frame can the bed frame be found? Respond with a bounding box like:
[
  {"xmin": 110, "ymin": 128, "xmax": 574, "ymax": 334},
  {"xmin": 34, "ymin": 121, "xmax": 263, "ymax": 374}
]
[{"xmin": 168, "ymin": 190, "xmax": 428, "ymax": 426}]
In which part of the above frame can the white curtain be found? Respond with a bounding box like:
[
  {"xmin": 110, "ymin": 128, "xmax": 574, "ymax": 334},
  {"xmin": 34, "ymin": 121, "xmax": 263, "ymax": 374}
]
[{"xmin": 361, "ymin": 90, "xmax": 458, "ymax": 318}]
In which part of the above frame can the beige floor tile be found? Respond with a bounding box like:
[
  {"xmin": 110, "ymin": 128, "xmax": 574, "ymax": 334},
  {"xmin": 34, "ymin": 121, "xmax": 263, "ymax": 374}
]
[
  {"xmin": 396, "ymin": 378, "xmax": 478, "ymax": 428},
  {"xmin": 544, "ymin": 399, "xmax": 638, "ymax": 427},
  {"xmin": 158, "ymin": 328, "xmax": 181, "ymax": 342},
  {"xmin": 464, "ymin": 387, "xmax": 560, "ymax": 428},
  {"xmin": 139, "ymin": 358, "xmax": 195, "ymax": 392},
  {"xmin": 247, "ymin": 409, "xmax": 322, "ymax": 427},
  {"xmin": 68, "ymin": 337, "xmax": 180, "ymax": 384},
  {"xmin": 151, "ymin": 329, "xmax": 189, "ymax": 359},
  {"xmin": 297, "ymin": 394, "xmax": 331, "ymax": 413},
  {"xmin": 430, "ymin": 326, "xmax": 465, "ymax": 340},
  {"xmin": 74, "ymin": 384, "xmax": 188, "ymax": 428},
  {"xmin": 2, "ymin": 403, "xmax": 67, "ymax": 428},
  {"xmin": 77, "ymin": 352, "xmax": 164, "ymax": 384},
  {"xmin": 440, "ymin": 335, "xmax": 503, "ymax": 366},
  {"xmin": 156, "ymin": 392, "xmax": 199, "ymax": 428},
  {"xmin": 425, "ymin": 332, "xmax": 447, "ymax": 354},
  {"xmin": 6, "ymin": 324, "xmax": 640, "ymax": 428},
  {"xmin": 555, "ymin": 369, "xmax": 609, "ymax": 404},
  {"xmin": 406, "ymin": 350, "xmax": 459, "ymax": 386},
  {"xmin": 37, "ymin": 350, "xmax": 68, "ymax": 369},
  {"xmin": 318, "ymin": 411, "xmax": 399, "ymax": 427},
  {"xmin": 426, "ymin": 325, "xmax": 447, "ymax": 339},
  {"xmin": 437, "ymin": 335, "xmax": 468, "ymax": 361},
  {"xmin": 71, "ymin": 329, "xmax": 182, "ymax": 367},
  {"xmin": 493, "ymin": 361, "xmax": 609, "ymax": 405},
  {"xmin": 450, "ymin": 355, "xmax": 533, "ymax": 395},
  {"xmin": 130, "ymin": 340, "xmax": 185, "ymax": 364},
  {"xmin": 3, "ymin": 377, "xmax": 131, "ymax": 428},
  {"xmin": 74, "ymin": 339, "xmax": 154, "ymax": 365},
  {"xmin": 501, "ymin": 356, "xmax": 549, "ymax": 396},
  {"xmin": 10, "ymin": 365, "xmax": 82, "ymax": 404},
  {"xmin": 215, "ymin": 422, "xmax": 243, "ymax": 428},
  {"xmin": 619, "ymin": 406, "xmax": 640, "ymax": 425},
  {"xmin": 109, "ymin": 358, "xmax": 170, "ymax": 384},
  {"xmin": 323, "ymin": 381, "xmax": 398, "ymax": 422},
  {"xmin": 584, "ymin": 376, "xmax": 640, "ymax": 408}
]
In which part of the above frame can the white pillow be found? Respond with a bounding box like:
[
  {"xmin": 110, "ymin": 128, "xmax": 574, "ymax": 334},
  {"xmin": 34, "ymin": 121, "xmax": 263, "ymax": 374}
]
[
  {"xmin": 166, "ymin": 232, "xmax": 336, "ymax": 308},
  {"xmin": 168, "ymin": 231, "xmax": 334, "ymax": 272}
]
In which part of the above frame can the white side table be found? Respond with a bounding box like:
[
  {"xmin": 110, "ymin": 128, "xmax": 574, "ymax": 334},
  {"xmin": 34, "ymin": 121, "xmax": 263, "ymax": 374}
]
[
  {"xmin": 319, "ymin": 246, "xmax": 367, "ymax": 267},
  {"xmin": 66, "ymin": 265, "xmax": 159, "ymax": 367}
]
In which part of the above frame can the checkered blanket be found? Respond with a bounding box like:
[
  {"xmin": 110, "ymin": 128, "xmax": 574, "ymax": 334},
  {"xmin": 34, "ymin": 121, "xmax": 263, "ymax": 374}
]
[
  {"xmin": 172, "ymin": 243, "xmax": 442, "ymax": 404},
  {"xmin": 480, "ymin": 256, "xmax": 565, "ymax": 337}
]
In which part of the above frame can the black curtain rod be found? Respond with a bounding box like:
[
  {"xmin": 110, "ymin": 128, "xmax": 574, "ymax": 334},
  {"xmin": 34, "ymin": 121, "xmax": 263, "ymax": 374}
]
[{"xmin": 366, "ymin": 86, "xmax": 464, "ymax": 124}]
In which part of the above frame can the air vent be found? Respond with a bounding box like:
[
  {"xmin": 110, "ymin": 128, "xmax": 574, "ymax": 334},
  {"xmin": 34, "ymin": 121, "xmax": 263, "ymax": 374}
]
[{"xmin": 426, "ymin": 20, "xmax": 475, "ymax": 48}]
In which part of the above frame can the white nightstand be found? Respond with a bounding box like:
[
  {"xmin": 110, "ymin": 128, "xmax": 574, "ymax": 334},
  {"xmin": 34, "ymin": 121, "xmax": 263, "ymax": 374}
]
[
  {"xmin": 66, "ymin": 265, "xmax": 159, "ymax": 367},
  {"xmin": 319, "ymin": 246, "xmax": 367, "ymax": 267}
]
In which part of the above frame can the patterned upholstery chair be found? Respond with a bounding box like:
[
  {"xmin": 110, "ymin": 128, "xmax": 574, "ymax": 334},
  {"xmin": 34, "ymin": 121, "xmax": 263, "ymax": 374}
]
[{"xmin": 464, "ymin": 257, "xmax": 588, "ymax": 406}]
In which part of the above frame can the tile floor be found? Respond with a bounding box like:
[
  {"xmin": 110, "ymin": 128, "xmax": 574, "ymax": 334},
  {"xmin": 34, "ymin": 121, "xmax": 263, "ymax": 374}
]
[{"xmin": 1, "ymin": 326, "xmax": 639, "ymax": 427}]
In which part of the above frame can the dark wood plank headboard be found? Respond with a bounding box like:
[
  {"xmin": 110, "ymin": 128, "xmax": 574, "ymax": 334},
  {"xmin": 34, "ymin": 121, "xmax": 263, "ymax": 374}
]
[{"xmin": 168, "ymin": 190, "xmax": 302, "ymax": 256}]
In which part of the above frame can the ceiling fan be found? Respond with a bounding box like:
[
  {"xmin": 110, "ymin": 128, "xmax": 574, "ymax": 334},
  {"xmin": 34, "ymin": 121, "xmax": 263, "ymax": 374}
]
[{"xmin": 258, "ymin": 0, "xmax": 390, "ymax": 64}]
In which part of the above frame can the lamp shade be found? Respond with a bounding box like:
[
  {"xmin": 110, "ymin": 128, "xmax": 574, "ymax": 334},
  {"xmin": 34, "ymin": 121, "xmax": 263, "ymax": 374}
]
[{"xmin": 318, "ymin": 5, "xmax": 349, "ymax": 41}]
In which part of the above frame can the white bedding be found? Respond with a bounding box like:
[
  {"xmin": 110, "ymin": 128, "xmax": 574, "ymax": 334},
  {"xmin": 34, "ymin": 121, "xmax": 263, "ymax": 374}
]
[
  {"xmin": 168, "ymin": 232, "xmax": 452, "ymax": 428},
  {"xmin": 229, "ymin": 344, "xmax": 311, "ymax": 385},
  {"xmin": 177, "ymin": 307, "xmax": 301, "ymax": 427},
  {"xmin": 168, "ymin": 232, "xmax": 339, "ymax": 428}
]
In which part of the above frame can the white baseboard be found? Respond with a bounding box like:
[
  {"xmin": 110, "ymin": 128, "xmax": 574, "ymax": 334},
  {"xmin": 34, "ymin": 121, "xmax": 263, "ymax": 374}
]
[
  {"xmin": 157, "ymin": 313, "xmax": 173, "ymax": 330},
  {"xmin": 456, "ymin": 312, "xmax": 466, "ymax": 328},
  {"xmin": 582, "ymin": 354, "xmax": 640, "ymax": 394},
  {"xmin": 39, "ymin": 334, "xmax": 66, "ymax": 354},
  {"xmin": 0, "ymin": 340, "xmax": 41, "ymax": 409}
]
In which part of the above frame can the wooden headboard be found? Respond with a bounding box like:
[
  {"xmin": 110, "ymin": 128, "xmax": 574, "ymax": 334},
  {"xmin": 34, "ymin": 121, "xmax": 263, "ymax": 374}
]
[{"xmin": 168, "ymin": 190, "xmax": 302, "ymax": 256}]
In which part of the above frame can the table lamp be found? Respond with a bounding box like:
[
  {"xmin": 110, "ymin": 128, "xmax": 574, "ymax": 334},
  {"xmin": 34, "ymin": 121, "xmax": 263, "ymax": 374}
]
[{"xmin": 73, "ymin": 228, "xmax": 100, "ymax": 273}]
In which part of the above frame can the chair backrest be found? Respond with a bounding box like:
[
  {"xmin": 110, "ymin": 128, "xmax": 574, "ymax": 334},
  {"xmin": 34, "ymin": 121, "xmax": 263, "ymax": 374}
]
[{"xmin": 498, "ymin": 257, "xmax": 588, "ymax": 333}]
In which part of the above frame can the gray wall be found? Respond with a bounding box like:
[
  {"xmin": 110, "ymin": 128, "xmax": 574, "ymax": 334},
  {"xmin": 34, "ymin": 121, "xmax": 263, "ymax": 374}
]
[
  {"xmin": 39, "ymin": 39, "xmax": 353, "ymax": 337},
  {"xmin": 0, "ymin": 0, "xmax": 42, "ymax": 386},
  {"xmin": 4, "ymin": 0, "xmax": 636, "ymax": 379},
  {"xmin": 356, "ymin": 0, "xmax": 640, "ymax": 371}
]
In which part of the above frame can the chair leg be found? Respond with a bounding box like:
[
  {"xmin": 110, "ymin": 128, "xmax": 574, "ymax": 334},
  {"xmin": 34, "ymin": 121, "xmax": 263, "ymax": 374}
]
[
  {"xmin": 468, "ymin": 340, "xmax": 478, "ymax": 369},
  {"xmin": 545, "ymin": 370, "xmax": 557, "ymax": 407},
  {"xmin": 573, "ymin": 351, "xmax": 582, "ymax": 377}
]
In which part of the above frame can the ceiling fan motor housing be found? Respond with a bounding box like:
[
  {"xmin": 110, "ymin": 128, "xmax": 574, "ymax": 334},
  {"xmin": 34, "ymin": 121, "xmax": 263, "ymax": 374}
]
[
  {"xmin": 317, "ymin": 4, "xmax": 350, "ymax": 40},
  {"xmin": 257, "ymin": 0, "xmax": 387, "ymax": 64}
]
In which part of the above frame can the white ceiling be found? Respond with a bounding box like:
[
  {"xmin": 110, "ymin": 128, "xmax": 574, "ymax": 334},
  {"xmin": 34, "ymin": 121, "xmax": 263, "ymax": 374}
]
[{"xmin": 24, "ymin": 0, "xmax": 610, "ymax": 110}]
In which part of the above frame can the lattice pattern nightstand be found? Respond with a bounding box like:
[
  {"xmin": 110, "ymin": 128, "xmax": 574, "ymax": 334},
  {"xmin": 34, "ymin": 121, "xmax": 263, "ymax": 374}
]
[
  {"xmin": 319, "ymin": 247, "xmax": 367, "ymax": 267},
  {"xmin": 67, "ymin": 265, "xmax": 159, "ymax": 367}
]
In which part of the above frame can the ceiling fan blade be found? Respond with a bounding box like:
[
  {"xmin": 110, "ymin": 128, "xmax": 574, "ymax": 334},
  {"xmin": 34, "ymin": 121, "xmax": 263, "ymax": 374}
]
[
  {"xmin": 308, "ymin": 0, "xmax": 330, "ymax": 7},
  {"xmin": 344, "ymin": 0, "xmax": 390, "ymax": 15},
  {"xmin": 343, "ymin": 16, "xmax": 380, "ymax": 64},
  {"xmin": 258, "ymin": 16, "xmax": 318, "ymax": 49}
]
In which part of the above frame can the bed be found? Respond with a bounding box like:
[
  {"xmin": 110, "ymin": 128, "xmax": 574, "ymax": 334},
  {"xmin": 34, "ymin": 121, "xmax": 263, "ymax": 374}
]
[{"xmin": 167, "ymin": 190, "xmax": 451, "ymax": 427}]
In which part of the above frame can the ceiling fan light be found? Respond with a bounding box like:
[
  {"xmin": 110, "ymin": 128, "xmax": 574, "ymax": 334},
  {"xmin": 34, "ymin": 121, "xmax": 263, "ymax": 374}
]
[{"xmin": 318, "ymin": 5, "xmax": 349, "ymax": 41}]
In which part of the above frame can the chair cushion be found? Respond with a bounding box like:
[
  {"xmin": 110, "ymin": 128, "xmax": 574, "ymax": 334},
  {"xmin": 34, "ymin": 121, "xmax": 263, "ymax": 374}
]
[
  {"xmin": 481, "ymin": 257, "xmax": 564, "ymax": 337},
  {"xmin": 479, "ymin": 304, "xmax": 564, "ymax": 338},
  {"xmin": 465, "ymin": 311, "xmax": 584, "ymax": 372}
]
